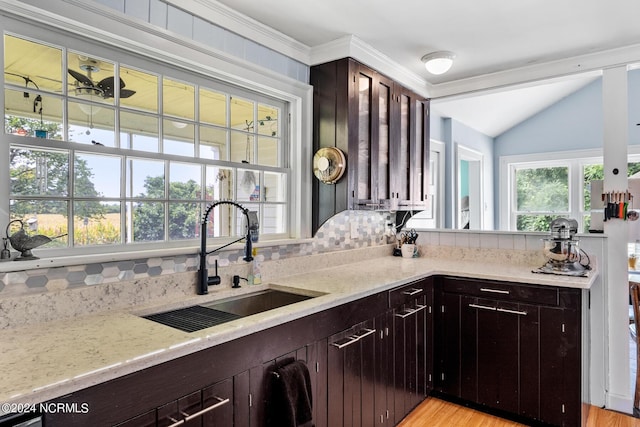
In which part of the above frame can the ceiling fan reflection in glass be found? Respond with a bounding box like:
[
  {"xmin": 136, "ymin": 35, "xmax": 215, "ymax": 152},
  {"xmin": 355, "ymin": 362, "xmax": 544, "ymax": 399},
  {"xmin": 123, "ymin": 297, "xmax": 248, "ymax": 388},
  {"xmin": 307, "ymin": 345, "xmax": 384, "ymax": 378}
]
[{"xmin": 68, "ymin": 54, "xmax": 136, "ymax": 102}]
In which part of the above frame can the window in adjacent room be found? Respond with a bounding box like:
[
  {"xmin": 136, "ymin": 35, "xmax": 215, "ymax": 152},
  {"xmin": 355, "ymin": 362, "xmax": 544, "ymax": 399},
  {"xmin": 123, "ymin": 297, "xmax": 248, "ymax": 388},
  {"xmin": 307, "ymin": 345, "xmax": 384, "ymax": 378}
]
[{"xmin": 505, "ymin": 155, "xmax": 640, "ymax": 232}]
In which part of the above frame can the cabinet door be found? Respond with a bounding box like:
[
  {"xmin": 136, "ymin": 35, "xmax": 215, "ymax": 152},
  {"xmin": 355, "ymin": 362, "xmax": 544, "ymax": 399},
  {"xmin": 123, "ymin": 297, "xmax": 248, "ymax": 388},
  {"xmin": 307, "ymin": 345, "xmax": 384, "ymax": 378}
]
[
  {"xmin": 202, "ymin": 378, "xmax": 233, "ymax": 427},
  {"xmin": 519, "ymin": 303, "xmax": 542, "ymax": 420},
  {"xmin": 436, "ymin": 291, "xmax": 463, "ymax": 397},
  {"xmin": 539, "ymin": 306, "xmax": 580, "ymax": 427},
  {"xmin": 391, "ymin": 87, "xmax": 430, "ymax": 209},
  {"xmin": 475, "ymin": 299, "xmax": 523, "ymax": 414},
  {"xmin": 113, "ymin": 410, "xmax": 156, "ymax": 427},
  {"xmin": 157, "ymin": 391, "xmax": 201, "ymax": 427},
  {"xmin": 234, "ymin": 365, "xmax": 267, "ymax": 427},
  {"xmin": 391, "ymin": 85, "xmax": 413, "ymax": 206},
  {"xmin": 412, "ymin": 98, "xmax": 431, "ymax": 208},
  {"xmin": 373, "ymin": 74, "xmax": 393, "ymax": 207},
  {"xmin": 234, "ymin": 370, "xmax": 251, "ymax": 427},
  {"xmin": 392, "ymin": 295, "xmax": 428, "ymax": 422},
  {"xmin": 350, "ymin": 62, "xmax": 393, "ymax": 209},
  {"xmin": 418, "ymin": 280, "xmax": 433, "ymax": 397},
  {"xmin": 307, "ymin": 339, "xmax": 328, "ymax": 427},
  {"xmin": 374, "ymin": 310, "xmax": 393, "ymax": 425},
  {"xmin": 351, "ymin": 63, "xmax": 374, "ymax": 208},
  {"xmin": 360, "ymin": 321, "xmax": 377, "ymax": 427},
  {"xmin": 327, "ymin": 320, "xmax": 377, "ymax": 427}
]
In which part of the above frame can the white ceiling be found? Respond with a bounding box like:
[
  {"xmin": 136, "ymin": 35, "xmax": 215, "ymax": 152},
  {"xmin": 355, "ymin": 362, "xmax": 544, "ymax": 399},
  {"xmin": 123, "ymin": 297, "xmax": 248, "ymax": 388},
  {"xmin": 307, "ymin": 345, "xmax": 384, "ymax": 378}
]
[
  {"xmin": 431, "ymin": 73, "xmax": 600, "ymax": 137},
  {"xmin": 212, "ymin": 0, "xmax": 640, "ymax": 137}
]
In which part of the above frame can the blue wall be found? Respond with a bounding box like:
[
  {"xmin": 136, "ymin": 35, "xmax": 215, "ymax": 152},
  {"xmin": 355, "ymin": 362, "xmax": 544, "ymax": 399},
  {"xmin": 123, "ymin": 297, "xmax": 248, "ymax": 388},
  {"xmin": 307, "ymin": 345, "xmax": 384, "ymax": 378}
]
[
  {"xmin": 496, "ymin": 69, "xmax": 640, "ymax": 156},
  {"xmin": 432, "ymin": 69, "xmax": 640, "ymax": 229},
  {"xmin": 431, "ymin": 114, "xmax": 494, "ymax": 228},
  {"xmin": 494, "ymin": 78, "xmax": 604, "ymax": 157}
]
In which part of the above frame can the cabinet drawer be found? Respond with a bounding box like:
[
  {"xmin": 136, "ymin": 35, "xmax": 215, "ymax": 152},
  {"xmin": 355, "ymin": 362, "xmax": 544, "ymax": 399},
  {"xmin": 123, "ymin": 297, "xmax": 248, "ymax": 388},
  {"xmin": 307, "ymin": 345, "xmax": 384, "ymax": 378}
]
[
  {"xmin": 389, "ymin": 281, "xmax": 425, "ymax": 307},
  {"xmin": 440, "ymin": 277, "xmax": 559, "ymax": 306}
]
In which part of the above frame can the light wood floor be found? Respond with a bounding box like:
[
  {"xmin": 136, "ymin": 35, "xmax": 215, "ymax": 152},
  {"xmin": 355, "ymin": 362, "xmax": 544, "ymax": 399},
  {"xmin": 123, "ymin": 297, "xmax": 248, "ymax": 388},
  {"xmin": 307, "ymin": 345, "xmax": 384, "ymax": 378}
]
[{"xmin": 398, "ymin": 398, "xmax": 640, "ymax": 427}]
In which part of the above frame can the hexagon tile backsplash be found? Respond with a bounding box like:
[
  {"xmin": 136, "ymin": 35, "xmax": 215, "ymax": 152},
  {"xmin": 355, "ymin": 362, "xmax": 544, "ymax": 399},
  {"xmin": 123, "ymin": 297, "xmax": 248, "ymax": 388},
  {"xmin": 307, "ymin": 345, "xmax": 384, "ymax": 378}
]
[{"xmin": 0, "ymin": 211, "xmax": 391, "ymax": 297}]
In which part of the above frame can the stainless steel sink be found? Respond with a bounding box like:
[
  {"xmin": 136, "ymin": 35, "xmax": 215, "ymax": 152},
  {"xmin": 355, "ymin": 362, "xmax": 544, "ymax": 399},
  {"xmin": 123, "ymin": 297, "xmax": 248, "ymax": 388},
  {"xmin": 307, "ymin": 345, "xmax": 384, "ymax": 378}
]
[
  {"xmin": 201, "ymin": 289, "xmax": 314, "ymax": 317},
  {"xmin": 142, "ymin": 289, "xmax": 316, "ymax": 332}
]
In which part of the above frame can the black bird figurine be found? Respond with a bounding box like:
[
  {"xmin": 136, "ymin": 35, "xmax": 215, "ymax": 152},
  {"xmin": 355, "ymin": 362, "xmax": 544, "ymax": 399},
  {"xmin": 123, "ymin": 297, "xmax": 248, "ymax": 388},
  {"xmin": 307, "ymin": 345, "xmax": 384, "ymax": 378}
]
[{"xmin": 6, "ymin": 219, "xmax": 66, "ymax": 260}]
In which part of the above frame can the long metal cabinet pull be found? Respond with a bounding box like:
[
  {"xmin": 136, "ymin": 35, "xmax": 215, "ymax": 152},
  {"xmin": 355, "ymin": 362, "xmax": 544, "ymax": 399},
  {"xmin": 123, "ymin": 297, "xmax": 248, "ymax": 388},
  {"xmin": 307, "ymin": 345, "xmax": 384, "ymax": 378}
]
[
  {"xmin": 355, "ymin": 328, "xmax": 377, "ymax": 340},
  {"xmin": 184, "ymin": 396, "xmax": 230, "ymax": 421},
  {"xmin": 497, "ymin": 307, "xmax": 527, "ymax": 316},
  {"xmin": 479, "ymin": 287, "xmax": 510, "ymax": 294},
  {"xmin": 331, "ymin": 328, "xmax": 377, "ymax": 349},
  {"xmin": 394, "ymin": 304, "xmax": 427, "ymax": 318},
  {"xmin": 167, "ymin": 396, "xmax": 230, "ymax": 426},
  {"xmin": 331, "ymin": 335, "xmax": 359, "ymax": 349},
  {"xmin": 469, "ymin": 304, "xmax": 527, "ymax": 316},
  {"xmin": 469, "ymin": 303, "xmax": 496, "ymax": 311},
  {"xmin": 402, "ymin": 288, "xmax": 423, "ymax": 296}
]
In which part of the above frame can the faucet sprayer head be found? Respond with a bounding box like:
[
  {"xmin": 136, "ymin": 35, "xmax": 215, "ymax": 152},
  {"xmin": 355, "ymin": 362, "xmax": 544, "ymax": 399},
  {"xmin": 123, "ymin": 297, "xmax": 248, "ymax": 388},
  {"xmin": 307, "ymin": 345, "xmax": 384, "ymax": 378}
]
[{"xmin": 242, "ymin": 209, "xmax": 260, "ymax": 262}]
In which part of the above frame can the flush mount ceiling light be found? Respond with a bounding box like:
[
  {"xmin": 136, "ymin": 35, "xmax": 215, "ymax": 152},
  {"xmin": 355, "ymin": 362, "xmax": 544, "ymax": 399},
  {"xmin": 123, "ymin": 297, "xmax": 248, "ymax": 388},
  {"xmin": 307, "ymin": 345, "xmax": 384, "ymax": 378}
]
[{"xmin": 421, "ymin": 51, "xmax": 456, "ymax": 75}]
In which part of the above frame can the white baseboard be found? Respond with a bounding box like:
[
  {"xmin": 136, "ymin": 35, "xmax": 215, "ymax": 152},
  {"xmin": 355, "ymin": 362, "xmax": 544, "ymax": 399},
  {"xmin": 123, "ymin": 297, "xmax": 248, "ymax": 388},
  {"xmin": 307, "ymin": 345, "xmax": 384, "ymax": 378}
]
[{"xmin": 606, "ymin": 392, "xmax": 633, "ymax": 415}]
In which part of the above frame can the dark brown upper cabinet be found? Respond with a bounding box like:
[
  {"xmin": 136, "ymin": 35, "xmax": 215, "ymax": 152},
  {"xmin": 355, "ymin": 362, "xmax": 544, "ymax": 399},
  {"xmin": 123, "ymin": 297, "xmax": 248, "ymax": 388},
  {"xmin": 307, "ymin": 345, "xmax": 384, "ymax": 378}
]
[{"xmin": 311, "ymin": 58, "xmax": 430, "ymax": 233}]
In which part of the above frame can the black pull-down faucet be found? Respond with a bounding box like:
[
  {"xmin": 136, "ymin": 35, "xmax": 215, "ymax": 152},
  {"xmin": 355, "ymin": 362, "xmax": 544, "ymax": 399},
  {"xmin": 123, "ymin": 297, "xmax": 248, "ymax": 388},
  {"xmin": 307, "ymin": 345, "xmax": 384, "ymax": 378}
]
[{"xmin": 198, "ymin": 200, "xmax": 259, "ymax": 295}]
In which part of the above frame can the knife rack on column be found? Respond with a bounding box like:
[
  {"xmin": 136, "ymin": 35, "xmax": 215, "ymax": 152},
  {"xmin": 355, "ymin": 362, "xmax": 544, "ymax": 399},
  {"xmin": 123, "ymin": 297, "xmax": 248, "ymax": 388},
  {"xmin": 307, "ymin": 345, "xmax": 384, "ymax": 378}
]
[{"xmin": 601, "ymin": 190, "xmax": 632, "ymax": 221}]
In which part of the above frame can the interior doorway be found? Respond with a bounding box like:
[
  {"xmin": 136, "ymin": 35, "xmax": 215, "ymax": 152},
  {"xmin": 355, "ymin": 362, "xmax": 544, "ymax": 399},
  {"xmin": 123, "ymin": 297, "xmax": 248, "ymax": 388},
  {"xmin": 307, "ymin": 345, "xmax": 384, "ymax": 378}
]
[{"xmin": 456, "ymin": 144, "xmax": 484, "ymax": 230}]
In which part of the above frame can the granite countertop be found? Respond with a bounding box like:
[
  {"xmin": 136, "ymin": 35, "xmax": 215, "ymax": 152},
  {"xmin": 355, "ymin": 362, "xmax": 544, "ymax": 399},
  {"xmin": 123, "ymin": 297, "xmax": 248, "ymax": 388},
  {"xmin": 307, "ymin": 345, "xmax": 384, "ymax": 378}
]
[{"xmin": 0, "ymin": 252, "xmax": 597, "ymax": 412}]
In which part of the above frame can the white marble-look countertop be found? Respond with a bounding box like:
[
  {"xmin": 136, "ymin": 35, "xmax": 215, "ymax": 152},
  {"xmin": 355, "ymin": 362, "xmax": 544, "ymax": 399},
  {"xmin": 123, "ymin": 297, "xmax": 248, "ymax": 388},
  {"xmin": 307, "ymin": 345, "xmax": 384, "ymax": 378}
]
[{"xmin": 0, "ymin": 252, "xmax": 597, "ymax": 412}]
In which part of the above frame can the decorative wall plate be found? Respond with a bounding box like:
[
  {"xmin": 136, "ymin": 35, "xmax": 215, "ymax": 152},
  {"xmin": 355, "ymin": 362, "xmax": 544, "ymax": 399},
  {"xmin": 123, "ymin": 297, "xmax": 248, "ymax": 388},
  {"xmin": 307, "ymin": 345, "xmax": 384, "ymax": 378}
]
[{"xmin": 313, "ymin": 147, "xmax": 346, "ymax": 184}]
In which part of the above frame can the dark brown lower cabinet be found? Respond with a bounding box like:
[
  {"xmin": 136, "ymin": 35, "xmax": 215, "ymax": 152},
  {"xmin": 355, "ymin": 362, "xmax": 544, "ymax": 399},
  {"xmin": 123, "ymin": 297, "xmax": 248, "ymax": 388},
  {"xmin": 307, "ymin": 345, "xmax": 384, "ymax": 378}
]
[
  {"xmin": 374, "ymin": 310, "xmax": 394, "ymax": 425},
  {"xmin": 157, "ymin": 390, "xmax": 202, "ymax": 426},
  {"xmin": 116, "ymin": 378, "xmax": 232, "ymax": 427},
  {"xmin": 233, "ymin": 369, "xmax": 252, "ymax": 427},
  {"xmin": 435, "ymin": 276, "xmax": 582, "ymax": 427},
  {"xmin": 390, "ymin": 279, "xmax": 432, "ymax": 424},
  {"xmin": 43, "ymin": 274, "xmax": 581, "ymax": 427},
  {"xmin": 327, "ymin": 319, "xmax": 377, "ymax": 427},
  {"xmin": 202, "ymin": 378, "xmax": 233, "ymax": 427},
  {"xmin": 325, "ymin": 277, "xmax": 434, "ymax": 427},
  {"xmin": 113, "ymin": 410, "xmax": 156, "ymax": 427},
  {"xmin": 45, "ymin": 290, "xmax": 386, "ymax": 427}
]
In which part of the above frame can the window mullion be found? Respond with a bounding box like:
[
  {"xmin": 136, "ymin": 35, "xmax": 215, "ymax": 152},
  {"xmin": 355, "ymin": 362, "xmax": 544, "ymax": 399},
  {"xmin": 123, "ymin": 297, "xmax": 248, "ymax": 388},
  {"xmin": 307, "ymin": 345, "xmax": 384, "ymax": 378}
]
[
  {"xmin": 120, "ymin": 155, "xmax": 127, "ymax": 245},
  {"xmin": 67, "ymin": 148, "xmax": 75, "ymax": 247},
  {"xmin": 164, "ymin": 159, "xmax": 170, "ymax": 242},
  {"xmin": 5, "ymin": 30, "xmax": 290, "ymax": 257}
]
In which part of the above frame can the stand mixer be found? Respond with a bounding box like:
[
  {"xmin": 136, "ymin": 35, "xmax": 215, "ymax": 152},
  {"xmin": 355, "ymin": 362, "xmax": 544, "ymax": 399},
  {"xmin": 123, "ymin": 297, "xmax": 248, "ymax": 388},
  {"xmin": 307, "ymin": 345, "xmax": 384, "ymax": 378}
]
[{"xmin": 535, "ymin": 218, "xmax": 590, "ymax": 276}]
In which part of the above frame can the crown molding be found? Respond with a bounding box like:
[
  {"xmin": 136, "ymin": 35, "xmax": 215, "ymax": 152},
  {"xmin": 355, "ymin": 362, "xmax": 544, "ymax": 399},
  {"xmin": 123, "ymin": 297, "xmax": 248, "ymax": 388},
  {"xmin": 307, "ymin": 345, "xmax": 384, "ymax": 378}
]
[
  {"xmin": 173, "ymin": 0, "xmax": 311, "ymax": 64},
  {"xmin": 429, "ymin": 43, "xmax": 640, "ymax": 99},
  {"xmin": 310, "ymin": 35, "xmax": 433, "ymax": 98}
]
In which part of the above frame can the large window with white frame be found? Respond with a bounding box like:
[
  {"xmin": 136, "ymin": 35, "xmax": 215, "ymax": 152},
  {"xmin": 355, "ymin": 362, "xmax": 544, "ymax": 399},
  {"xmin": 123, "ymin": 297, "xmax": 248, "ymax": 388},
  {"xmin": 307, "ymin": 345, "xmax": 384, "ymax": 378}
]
[
  {"xmin": 3, "ymin": 31, "xmax": 289, "ymax": 255},
  {"xmin": 503, "ymin": 152, "xmax": 640, "ymax": 232}
]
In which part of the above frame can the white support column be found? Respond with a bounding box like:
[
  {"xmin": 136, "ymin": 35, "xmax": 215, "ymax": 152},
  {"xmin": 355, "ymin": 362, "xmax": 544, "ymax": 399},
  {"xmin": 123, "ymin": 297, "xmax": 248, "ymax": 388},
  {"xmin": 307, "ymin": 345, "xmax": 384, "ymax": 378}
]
[
  {"xmin": 0, "ymin": 27, "xmax": 7, "ymax": 227},
  {"xmin": 602, "ymin": 65, "xmax": 631, "ymax": 412}
]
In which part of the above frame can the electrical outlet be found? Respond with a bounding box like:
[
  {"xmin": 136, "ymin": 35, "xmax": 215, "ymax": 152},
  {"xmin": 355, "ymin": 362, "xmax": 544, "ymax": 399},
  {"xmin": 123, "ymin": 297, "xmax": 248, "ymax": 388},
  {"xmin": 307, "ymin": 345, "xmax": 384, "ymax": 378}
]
[{"xmin": 350, "ymin": 222, "xmax": 358, "ymax": 238}]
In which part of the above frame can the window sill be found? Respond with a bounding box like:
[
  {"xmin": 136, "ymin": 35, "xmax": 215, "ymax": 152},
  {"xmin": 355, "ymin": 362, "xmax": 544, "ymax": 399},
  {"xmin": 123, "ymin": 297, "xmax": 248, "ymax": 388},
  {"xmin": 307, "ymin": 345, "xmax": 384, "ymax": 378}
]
[{"xmin": 0, "ymin": 237, "xmax": 314, "ymax": 273}]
